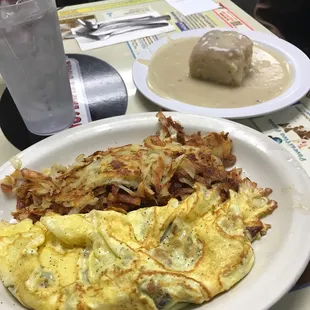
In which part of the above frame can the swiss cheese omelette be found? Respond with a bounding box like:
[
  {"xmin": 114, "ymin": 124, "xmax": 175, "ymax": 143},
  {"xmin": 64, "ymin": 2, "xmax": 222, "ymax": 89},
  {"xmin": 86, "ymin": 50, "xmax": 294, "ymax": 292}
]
[{"xmin": 0, "ymin": 180, "xmax": 277, "ymax": 310}]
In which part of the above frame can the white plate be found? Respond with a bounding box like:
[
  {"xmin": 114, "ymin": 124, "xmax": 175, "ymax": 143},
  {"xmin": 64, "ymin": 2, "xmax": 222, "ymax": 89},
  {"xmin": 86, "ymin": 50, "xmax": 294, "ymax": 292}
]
[
  {"xmin": 0, "ymin": 113, "xmax": 310, "ymax": 310},
  {"xmin": 132, "ymin": 28, "xmax": 310, "ymax": 119}
]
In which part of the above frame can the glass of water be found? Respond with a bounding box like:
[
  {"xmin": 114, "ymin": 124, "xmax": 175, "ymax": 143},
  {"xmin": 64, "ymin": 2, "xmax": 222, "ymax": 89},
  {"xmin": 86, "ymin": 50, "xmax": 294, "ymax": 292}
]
[{"xmin": 0, "ymin": 0, "xmax": 75, "ymax": 136}]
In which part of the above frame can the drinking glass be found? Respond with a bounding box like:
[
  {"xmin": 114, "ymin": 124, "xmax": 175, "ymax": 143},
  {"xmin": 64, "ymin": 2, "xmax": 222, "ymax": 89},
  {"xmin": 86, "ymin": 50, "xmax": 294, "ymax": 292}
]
[{"xmin": 0, "ymin": 0, "xmax": 75, "ymax": 135}]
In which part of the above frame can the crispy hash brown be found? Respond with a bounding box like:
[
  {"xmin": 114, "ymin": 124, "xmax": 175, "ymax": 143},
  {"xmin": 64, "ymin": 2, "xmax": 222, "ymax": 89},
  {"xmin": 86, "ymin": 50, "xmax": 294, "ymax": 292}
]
[{"xmin": 1, "ymin": 112, "xmax": 276, "ymax": 232}]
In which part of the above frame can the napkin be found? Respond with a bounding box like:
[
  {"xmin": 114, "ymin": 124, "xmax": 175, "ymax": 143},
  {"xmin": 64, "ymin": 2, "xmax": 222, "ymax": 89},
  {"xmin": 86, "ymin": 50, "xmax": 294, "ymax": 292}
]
[
  {"xmin": 165, "ymin": 0, "xmax": 220, "ymax": 16},
  {"xmin": 72, "ymin": 12, "xmax": 175, "ymax": 52}
]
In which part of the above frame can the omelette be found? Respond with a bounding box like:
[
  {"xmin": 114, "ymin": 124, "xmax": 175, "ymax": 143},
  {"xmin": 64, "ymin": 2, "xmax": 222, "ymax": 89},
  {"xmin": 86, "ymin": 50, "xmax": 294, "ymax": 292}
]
[{"xmin": 0, "ymin": 180, "xmax": 277, "ymax": 310}]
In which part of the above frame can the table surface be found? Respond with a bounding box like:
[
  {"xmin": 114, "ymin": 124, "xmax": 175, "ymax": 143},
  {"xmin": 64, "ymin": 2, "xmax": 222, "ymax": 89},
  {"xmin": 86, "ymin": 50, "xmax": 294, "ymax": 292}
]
[
  {"xmin": 0, "ymin": 0, "xmax": 309, "ymax": 309},
  {"xmin": 0, "ymin": 0, "xmax": 270, "ymax": 164}
]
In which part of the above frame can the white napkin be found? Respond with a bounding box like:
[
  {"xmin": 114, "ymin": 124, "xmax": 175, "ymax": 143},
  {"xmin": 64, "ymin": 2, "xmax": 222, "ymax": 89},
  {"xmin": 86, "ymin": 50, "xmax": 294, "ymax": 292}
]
[
  {"xmin": 165, "ymin": 0, "xmax": 219, "ymax": 16},
  {"xmin": 72, "ymin": 12, "xmax": 175, "ymax": 52}
]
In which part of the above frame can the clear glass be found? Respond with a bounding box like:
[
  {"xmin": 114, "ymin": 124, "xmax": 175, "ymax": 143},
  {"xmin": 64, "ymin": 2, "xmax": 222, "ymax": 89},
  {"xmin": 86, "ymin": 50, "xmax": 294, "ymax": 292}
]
[{"xmin": 0, "ymin": 0, "xmax": 75, "ymax": 135}]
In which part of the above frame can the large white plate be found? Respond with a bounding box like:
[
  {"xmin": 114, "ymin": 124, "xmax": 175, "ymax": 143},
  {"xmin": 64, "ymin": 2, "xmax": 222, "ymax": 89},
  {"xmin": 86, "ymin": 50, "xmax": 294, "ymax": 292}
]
[
  {"xmin": 132, "ymin": 28, "xmax": 310, "ymax": 119},
  {"xmin": 0, "ymin": 113, "xmax": 310, "ymax": 310}
]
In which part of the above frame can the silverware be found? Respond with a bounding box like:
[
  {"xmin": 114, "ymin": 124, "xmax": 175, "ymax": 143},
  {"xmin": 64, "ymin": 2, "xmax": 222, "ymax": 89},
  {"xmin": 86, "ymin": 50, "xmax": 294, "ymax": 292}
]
[
  {"xmin": 65, "ymin": 22, "xmax": 169, "ymax": 41},
  {"xmin": 76, "ymin": 16, "xmax": 153, "ymax": 31},
  {"xmin": 76, "ymin": 19, "xmax": 89, "ymax": 28},
  {"xmin": 99, "ymin": 22, "xmax": 169, "ymax": 40},
  {"xmin": 77, "ymin": 14, "xmax": 171, "ymax": 31},
  {"xmin": 69, "ymin": 31, "xmax": 101, "ymax": 41},
  {"xmin": 92, "ymin": 15, "xmax": 171, "ymax": 35}
]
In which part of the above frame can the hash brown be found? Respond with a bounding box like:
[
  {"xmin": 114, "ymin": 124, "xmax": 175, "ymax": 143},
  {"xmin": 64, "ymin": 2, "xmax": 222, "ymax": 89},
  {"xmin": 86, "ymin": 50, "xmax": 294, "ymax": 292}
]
[{"xmin": 1, "ymin": 112, "xmax": 268, "ymax": 232}]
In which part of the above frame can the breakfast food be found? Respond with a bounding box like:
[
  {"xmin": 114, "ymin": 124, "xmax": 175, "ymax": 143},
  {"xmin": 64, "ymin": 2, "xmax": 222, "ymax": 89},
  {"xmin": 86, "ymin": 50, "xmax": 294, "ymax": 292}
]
[
  {"xmin": 0, "ymin": 113, "xmax": 278, "ymax": 309},
  {"xmin": 189, "ymin": 30, "xmax": 253, "ymax": 86},
  {"xmin": 147, "ymin": 36, "xmax": 291, "ymax": 108},
  {"xmin": 1, "ymin": 112, "xmax": 242, "ymax": 221},
  {"xmin": 0, "ymin": 179, "xmax": 277, "ymax": 310}
]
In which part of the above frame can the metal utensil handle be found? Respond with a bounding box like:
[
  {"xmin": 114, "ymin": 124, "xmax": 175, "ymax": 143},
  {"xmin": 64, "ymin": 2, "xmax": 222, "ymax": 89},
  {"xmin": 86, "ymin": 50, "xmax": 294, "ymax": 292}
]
[
  {"xmin": 101, "ymin": 22, "xmax": 169, "ymax": 40},
  {"xmin": 75, "ymin": 31, "xmax": 101, "ymax": 41},
  {"xmin": 94, "ymin": 19, "xmax": 170, "ymax": 34},
  {"xmin": 93, "ymin": 19, "xmax": 171, "ymax": 36},
  {"xmin": 97, "ymin": 14, "xmax": 171, "ymax": 29},
  {"xmin": 96, "ymin": 16, "xmax": 152, "ymax": 30},
  {"xmin": 108, "ymin": 22, "xmax": 169, "ymax": 37},
  {"xmin": 77, "ymin": 19, "xmax": 88, "ymax": 27},
  {"xmin": 99, "ymin": 15, "xmax": 153, "ymax": 27},
  {"xmin": 66, "ymin": 22, "xmax": 169, "ymax": 40}
]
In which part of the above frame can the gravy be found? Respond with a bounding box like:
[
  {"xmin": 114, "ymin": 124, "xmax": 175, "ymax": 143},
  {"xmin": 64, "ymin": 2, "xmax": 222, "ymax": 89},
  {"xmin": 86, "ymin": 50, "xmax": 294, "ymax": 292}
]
[{"xmin": 145, "ymin": 37, "xmax": 292, "ymax": 109}]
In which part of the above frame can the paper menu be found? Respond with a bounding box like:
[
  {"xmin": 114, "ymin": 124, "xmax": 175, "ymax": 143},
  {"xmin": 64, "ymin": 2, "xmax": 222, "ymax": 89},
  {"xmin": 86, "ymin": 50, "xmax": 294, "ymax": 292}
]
[
  {"xmin": 252, "ymin": 99, "xmax": 310, "ymax": 172},
  {"xmin": 165, "ymin": 0, "xmax": 220, "ymax": 16}
]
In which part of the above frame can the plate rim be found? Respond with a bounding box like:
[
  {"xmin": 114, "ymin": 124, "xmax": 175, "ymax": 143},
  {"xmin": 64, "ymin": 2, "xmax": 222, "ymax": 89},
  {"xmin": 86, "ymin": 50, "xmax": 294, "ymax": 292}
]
[
  {"xmin": 132, "ymin": 28, "xmax": 310, "ymax": 119},
  {"xmin": 0, "ymin": 112, "xmax": 310, "ymax": 310}
]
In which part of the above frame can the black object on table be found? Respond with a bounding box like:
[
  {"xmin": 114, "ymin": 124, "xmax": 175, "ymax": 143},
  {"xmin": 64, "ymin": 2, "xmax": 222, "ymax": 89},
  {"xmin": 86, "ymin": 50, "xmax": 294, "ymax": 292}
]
[{"xmin": 0, "ymin": 54, "xmax": 128, "ymax": 150}]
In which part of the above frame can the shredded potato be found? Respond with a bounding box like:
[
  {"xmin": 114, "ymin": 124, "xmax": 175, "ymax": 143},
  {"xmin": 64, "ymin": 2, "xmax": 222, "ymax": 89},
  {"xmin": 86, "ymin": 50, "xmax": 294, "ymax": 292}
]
[
  {"xmin": 9, "ymin": 156, "xmax": 22, "ymax": 170},
  {"xmin": 1, "ymin": 112, "xmax": 245, "ymax": 221}
]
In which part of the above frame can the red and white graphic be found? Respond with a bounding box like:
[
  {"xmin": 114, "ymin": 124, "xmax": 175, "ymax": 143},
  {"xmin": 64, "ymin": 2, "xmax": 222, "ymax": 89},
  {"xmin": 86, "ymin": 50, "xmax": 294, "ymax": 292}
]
[
  {"xmin": 67, "ymin": 59, "xmax": 91, "ymax": 128},
  {"xmin": 215, "ymin": 4, "xmax": 253, "ymax": 30}
]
